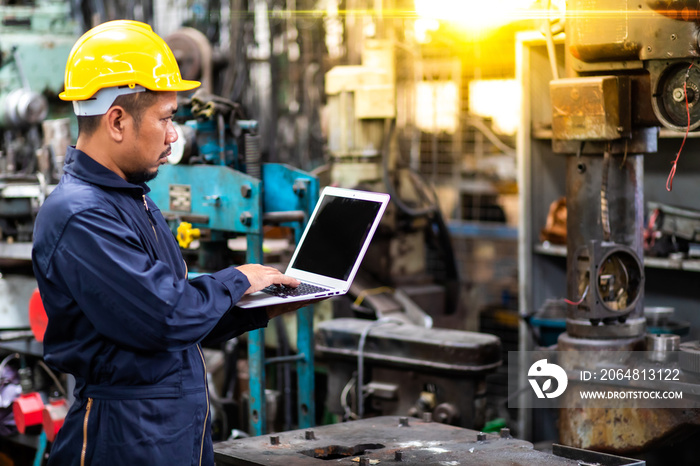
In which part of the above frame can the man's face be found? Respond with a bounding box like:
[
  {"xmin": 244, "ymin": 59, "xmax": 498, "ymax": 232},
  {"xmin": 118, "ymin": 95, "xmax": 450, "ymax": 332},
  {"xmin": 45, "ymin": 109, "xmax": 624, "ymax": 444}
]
[{"xmin": 120, "ymin": 91, "xmax": 178, "ymax": 184}]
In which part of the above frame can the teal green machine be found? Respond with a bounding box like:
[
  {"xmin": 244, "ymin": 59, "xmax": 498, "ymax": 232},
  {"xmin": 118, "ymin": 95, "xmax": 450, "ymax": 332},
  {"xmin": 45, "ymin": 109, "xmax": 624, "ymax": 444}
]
[
  {"xmin": 147, "ymin": 96, "xmax": 319, "ymax": 436},
  {"xmin": 0, "ymin": 0, "xmax": 76, "ymax": 177},
  {"xmin": 0, "ymin": 1, "xmax": 75, "ymax": 331}
]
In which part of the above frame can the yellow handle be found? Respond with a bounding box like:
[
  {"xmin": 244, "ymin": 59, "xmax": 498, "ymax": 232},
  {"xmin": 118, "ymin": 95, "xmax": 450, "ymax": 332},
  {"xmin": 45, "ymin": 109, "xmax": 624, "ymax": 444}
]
[{"xmin": 177, "ymin": 222, "xmax": 201, "ymax": 248}]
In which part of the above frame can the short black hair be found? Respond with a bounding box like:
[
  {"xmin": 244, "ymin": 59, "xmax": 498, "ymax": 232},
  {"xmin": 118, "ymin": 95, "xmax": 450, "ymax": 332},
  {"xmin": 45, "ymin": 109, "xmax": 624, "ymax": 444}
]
[{"xmin": 76, "ymin": 89, "xmax": 159, "ymax": 137}]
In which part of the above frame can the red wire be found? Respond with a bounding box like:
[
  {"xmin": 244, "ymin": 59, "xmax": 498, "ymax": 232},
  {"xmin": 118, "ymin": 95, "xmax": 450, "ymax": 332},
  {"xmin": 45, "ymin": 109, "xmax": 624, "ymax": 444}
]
[
  {"xmin": 644, "ymin": 208, "xmax": 660, "ymax": 249},
  {"xmin": 563, "ymin": 297, "xmax": 585, "ymax": 306},
  {"xmin": 667, "ymin": 63, "xmax": 694, "ymax": 191},
  {"xmin": 564, "ymin": 285, "xmax": 589, "ymax": 306}
]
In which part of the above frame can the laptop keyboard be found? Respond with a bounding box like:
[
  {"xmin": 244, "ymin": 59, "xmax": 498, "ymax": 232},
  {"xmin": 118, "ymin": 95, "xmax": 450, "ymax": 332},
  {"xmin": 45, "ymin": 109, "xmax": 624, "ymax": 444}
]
[{"xmin": 261, "ymin": 282, "xmax": 330, "ymax": 298}]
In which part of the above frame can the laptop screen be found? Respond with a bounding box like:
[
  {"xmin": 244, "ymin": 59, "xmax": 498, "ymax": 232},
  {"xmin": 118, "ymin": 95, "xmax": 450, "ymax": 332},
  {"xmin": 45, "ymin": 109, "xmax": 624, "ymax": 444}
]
[{"xmin": 290, "ymin": 194, "xmax": 383, "ymax": 281}]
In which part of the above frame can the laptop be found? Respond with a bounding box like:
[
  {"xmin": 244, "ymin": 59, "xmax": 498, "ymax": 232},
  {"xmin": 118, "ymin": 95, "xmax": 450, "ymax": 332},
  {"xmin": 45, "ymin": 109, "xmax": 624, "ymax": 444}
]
[{"xmin": 237, "ymin": 187, "xmax": 390, "ymax": 308}]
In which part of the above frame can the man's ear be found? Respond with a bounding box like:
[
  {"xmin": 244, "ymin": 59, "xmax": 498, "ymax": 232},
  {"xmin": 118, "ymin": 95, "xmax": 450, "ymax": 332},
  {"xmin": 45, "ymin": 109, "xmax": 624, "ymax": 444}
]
[{"xmin": 104, "ymin": 106, "xmax": 129, "ymax": 142}]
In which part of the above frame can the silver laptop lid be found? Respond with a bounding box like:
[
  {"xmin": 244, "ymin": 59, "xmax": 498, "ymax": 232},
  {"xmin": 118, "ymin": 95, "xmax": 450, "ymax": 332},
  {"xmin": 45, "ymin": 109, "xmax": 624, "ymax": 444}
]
[{"xmin": 285, "ymin": 187, "xmax": 390, "ymax": 291}]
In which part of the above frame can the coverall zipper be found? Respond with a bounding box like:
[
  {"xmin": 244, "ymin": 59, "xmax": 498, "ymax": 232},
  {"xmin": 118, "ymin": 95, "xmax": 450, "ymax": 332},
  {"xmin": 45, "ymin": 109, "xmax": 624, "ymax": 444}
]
[
  {"xmin": 81, "ymin": 397, "xmax": 93, "ymax": 466},
  {"xmin": 196, "ymin": 345, "xmax": 209, "ymax": 466},
  {"xmin": 142, "ymin": 195, "xmax": 159, "ymax": 241}
]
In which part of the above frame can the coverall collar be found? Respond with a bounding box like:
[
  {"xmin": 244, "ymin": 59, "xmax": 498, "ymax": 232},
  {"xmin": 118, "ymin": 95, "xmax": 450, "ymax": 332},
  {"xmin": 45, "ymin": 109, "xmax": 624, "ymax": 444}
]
[{"xmin": 63, "ymin": 146, "xmax": 151, "ymax": 194}]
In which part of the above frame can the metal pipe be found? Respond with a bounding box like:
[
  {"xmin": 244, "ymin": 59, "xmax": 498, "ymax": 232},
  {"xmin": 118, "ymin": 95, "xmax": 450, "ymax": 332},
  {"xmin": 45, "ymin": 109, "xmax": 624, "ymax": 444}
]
[
  {"xmin": 262, "ymin": 211, "xmax": 306, "ymax": 224},
  {"xmin": 218, "ymin": 113, "xmax": 226, "ymax": 165},
  {"xmin": 245, "ymin": 133, "xmax": 261, "ymax": 179},
  {"xmin": 265, "ymin": 354, "xmax": 304, "ymax": 365}
]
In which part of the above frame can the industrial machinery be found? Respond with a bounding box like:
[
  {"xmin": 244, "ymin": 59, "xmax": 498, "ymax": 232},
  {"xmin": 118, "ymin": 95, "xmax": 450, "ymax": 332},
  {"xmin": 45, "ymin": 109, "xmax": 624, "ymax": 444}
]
[
  {"xmin": 0, "ymin": 0, "xmax": 76, "ymax": 329},
  {"xmin": 308, "ymin": 30, "xmax": 508, "ymax": 431},
  {"xmin": 519, "ymin": 0, "xmax": 700, "ymax": 459},
  {"xmin": 0, "ymin": 0, "xmax": 75, "ymax": 176},
  {"xmin": 316, "ymin": 318, "xmax": 501, "ymax": 429},
  {"xmin": 213, "ymin": 415, "xmax": 646, "ymax": 465},
  {"xmin": 324, "ymin": 39, "xmax": 461, "ymax": 317},
  {"xmin": 548, "ymin": 0, "xmax": 700, "ymax": 342}
]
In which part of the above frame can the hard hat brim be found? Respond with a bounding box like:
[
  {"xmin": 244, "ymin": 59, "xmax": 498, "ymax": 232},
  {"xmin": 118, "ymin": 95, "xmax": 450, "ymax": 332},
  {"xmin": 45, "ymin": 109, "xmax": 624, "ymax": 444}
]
[{"xmin": 59, "ymin": 79, "xmax": 201, "ymax": 102}]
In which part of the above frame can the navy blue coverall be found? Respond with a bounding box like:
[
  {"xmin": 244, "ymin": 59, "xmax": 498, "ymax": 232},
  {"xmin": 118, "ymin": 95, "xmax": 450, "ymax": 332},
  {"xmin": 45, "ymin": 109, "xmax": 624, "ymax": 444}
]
[{"xmin": 32, "ymin": 147, "xmax": 268, "ymax": 465}]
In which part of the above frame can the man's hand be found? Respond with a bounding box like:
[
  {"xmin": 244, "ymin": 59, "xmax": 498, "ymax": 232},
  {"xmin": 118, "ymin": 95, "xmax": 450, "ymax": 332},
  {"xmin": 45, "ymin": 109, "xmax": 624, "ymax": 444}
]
[{"xmin": 235, "ymin": 264, "xmax": 300, "ymax": 295}]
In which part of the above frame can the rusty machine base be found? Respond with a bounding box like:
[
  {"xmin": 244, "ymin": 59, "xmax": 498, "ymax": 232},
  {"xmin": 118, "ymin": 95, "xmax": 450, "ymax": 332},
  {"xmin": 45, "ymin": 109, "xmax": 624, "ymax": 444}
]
[{"xmin": 213, "ymin": 416, "xmax": 644, "ymax": 465}]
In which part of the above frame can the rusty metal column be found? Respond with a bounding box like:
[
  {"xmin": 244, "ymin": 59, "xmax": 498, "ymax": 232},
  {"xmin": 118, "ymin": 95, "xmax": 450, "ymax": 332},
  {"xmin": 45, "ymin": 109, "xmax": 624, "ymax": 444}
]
[
  {"xmin": 564, "ymin": 150, "xmax": 646, "ymax": 339},
  {"xmin": 550, "ymin": 76, "xmax": 648, "ymax": 341}
]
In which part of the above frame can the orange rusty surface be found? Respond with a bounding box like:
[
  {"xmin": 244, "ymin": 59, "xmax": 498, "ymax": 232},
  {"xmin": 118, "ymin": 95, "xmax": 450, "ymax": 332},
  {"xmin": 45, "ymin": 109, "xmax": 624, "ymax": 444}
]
[{"xmin": 559, "ymin": 405, "xmax": 700, "ymax": 454}]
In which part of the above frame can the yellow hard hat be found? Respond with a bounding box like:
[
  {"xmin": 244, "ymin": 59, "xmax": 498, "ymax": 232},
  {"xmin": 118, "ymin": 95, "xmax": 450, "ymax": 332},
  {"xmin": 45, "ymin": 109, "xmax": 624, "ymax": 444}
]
[{"xmin": 59, "ymin": 20, "xmax": 200, "ymax": 103}]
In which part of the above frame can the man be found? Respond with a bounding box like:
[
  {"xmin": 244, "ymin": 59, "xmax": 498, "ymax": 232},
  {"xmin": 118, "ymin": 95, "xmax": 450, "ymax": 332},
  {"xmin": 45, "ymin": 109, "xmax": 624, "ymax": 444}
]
[{"xmin": 32, "ymin": 20, "xmax": 310, "ymax": 465}]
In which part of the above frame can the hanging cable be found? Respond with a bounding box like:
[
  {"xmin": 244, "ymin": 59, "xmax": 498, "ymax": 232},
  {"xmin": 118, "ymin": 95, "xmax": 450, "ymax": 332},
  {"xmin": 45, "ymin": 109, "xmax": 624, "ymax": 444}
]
[
  {"xmin": 601, "ymin": 148, "xmax": 611, "ymax": 242},
  {"xmin": 564, "ymin": 284, "xmax": 590, "ymax": 306},
  {"xmin": 36, "ymin": 360, "xmax": 68, "ymax": 399},
  {"xmin": 0, "ymin": 353, "xmax": 19, "ymax": 383},
  {"xmin": 619, "ymin": 139, "xmax": 628, "ymax": 169},
  {"xmin": 340, "ymin": 375, "xmax": 358, "ymax": 421},
  {"xmin": 356, "ymin": 317, "xmax": 404, "ymax": 419},
  {"xmin": 667, "ymin": 60, "xmax": 694, "ymax": 191}
]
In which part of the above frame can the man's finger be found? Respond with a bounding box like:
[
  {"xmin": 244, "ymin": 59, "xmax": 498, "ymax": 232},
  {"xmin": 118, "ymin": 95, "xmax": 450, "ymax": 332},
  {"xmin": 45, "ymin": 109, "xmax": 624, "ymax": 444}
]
[{"xmin": 274, "ymin": 275, "xmax": 300, "ymax": 287}]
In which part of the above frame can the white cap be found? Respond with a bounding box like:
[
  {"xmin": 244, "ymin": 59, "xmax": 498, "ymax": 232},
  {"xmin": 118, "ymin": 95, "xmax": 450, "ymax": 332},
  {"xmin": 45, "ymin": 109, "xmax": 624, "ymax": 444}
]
[{"xmin": 72, "ymin": 85, "xmax": 147, "ymax": 116}]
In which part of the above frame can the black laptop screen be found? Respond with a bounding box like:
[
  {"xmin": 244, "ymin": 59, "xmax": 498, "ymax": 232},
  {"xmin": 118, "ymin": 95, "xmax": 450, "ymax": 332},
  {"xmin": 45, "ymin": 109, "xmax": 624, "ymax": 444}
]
[{"xmin": 290, "ymin": 194, "xmax": 382, "ymax": 281}]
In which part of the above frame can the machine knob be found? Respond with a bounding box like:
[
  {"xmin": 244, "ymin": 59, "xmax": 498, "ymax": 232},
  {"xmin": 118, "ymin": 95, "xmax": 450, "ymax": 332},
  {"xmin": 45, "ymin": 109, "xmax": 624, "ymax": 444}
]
[
  {"xmin": 177, "ymin": 222, "xmax": 201, "ymax": 248},
  {"xmin": 239, "ymin": 212, "xmax": 253, "ymax": 226},
  {"xmin": 433, "ymin": 402, "xmax": 460, "ymax": 425}
]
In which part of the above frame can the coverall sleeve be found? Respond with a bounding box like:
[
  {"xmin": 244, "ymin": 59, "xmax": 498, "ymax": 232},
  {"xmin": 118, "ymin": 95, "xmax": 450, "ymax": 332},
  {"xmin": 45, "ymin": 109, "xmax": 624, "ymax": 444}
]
[
  {"xmin": 48, "ymin": 207, "xmax": 259, "ymax": 352},
  {"xmin": 202, "ymin": 306, "xmax": 269, "ymax": 345}
]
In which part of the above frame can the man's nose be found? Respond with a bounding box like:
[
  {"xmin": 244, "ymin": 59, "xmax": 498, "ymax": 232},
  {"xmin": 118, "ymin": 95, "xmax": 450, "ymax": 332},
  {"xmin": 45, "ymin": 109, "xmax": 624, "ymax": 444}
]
[{"xmin": 166, "ymin": 122, "xmax": 178, "ymax": 144}]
